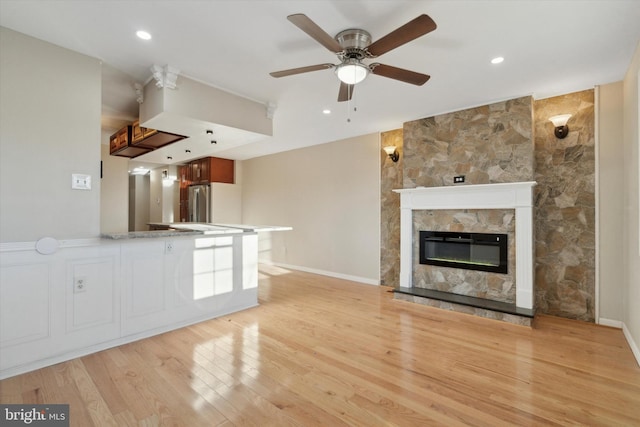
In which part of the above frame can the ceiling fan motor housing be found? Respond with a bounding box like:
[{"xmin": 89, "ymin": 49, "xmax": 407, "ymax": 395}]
[{"xmin": 335, "ymin": 29, "xmax": 372, "ymax": 59}]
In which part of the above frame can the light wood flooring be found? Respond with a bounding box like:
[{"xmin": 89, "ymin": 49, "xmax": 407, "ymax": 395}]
[{"xmin": 1, "ymin": 264, "xmax": 639, "ymax": 426}]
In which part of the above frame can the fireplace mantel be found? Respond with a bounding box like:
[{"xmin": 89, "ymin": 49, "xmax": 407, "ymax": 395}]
[{"xmin": 393, "ymin": 181, "xmax": 537, "ymax": 310}]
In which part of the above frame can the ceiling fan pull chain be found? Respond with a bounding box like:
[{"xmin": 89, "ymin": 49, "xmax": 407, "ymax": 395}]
[{"xmin": 347, "ymin": 85, "xmax": 351, "ymax": 122}]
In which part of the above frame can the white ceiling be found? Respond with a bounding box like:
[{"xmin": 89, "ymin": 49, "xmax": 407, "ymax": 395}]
[{"xmin": 1, "ymin": 0, "xmax": 639, "ymax": 164}]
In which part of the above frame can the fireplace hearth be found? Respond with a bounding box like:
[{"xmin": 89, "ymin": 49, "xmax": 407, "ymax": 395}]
[{"xmin": 392, "ymin": 182, "xmax": 537, "ymax": 324}]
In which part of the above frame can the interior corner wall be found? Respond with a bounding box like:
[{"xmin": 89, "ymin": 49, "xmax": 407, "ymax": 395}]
[
  {"xmin": 241, "ymin": 133, "xmax": 381, "ymax": 283},
  {"xmin": 131, "ymin": 175, "xmax": 150, "ymax": 232},
  {"xmin": 100, "ymin": 139, "xmax": 129, "ymax": 233},
  {"xmin": 149, "ymin": 168, "xmax": 163, "ymax": 223},
  {"xmin": 0, "ymin": 27, "xmax": 101, "ymax": 242},
  {"xmin": 597, "ymin": 82, "xmax": 624, "ymax": 322},
  {"xmin": 622, "ymin": 40, "xmax": 640, "ymax": 358}
]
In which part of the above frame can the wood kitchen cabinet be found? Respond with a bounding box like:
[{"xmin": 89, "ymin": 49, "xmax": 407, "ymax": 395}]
[
  {"xmin": 110, "ymin": 121, "xmax": 185, "ymax": 158},
  {"xmin": 208, "ymin": 157, "xmax": 234, "ymax": 184},
  {"xmin": 131, "ymin": 119, "xmax": 181, "ymax": 150},
  {"xmin": 190, "ymin": 157, "xmax": 209, "ymax": 184},
  {"xmin": 178, "ymin": 157, "xmax": 235, "ymax": 222},
  {"xmin": 189, "ymin": 157, "xmax": 233, "ymax": 185},
  {"xmin": 109, "ymin": 125, "xmax": 152, "ymax": 158}
]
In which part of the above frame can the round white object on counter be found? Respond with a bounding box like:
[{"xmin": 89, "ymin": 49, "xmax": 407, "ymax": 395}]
[{"xmin": 35, "ymin": 237, "xmax": 59, "ymax": 255}]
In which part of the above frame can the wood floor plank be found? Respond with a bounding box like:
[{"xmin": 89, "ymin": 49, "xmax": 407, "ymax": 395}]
[
  {"xmin": 68, "ymin": 358, "xmax": 119, "ymax": 427},
  {"xmin": 80, "ymin": 352, "xmax": 130, "ymax": 417},
  {"xmin": 1, "ymin": 266, "xmax": 639, "ymax": 426},
  {"xmin": 0, "ymin": 375, "xmax": 23, "ymax": 404}
]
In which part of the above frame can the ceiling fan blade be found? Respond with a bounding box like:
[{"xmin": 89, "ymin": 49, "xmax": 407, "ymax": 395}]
[
  {"xmin": 370, "ymin": 63, "xmax": 430, "ymax": 86},
  {"xmin": 338, "ymin": 82, "xmax": 354, "ymax": 102},
  {"xmin": 367, "ymin": 14, "xmax": 436, "ymax": 57},
  {"xmin": 270, "ymin": 63, "xmax": 334, "ymax": 78},
  {"xmin": 287, "ymin": 14, "xmax": 344, "ymax": 53}
]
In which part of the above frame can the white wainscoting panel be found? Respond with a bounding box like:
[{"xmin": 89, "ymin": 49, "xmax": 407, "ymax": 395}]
[
  {"xmin": 0, "ymin": 232, "xmax": 260, "ymax": 379},
  {"xmin": 66, "ymin": 257, "xmax": 117, "ymax": 330},
  {"xmin": 170, "ymin": 238, "xmax": 195, "ymax": 308},
  {"xmin": 121, "ymin": 241, "xmax": 169, "ymax": 335},
  {"xmin": 0, "ymin": 262, "xmax": 50, "ymax": 346}
]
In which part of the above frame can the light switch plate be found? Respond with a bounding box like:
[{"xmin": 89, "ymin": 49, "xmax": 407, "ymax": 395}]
[{"xmin": 72, "ymin": 174, "xmax": 91, "ymax": 190}]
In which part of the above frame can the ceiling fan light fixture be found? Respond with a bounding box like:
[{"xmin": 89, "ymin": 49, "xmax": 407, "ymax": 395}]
[{"xmin": 335, "ymin": 60, "xmax": 369, "ymax": 85}]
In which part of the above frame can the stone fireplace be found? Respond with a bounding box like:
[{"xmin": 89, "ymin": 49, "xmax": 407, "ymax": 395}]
[
  {"xmin": 382, "ymin": 91, "xmax": 595, "ymax": 323},
  {"xmin": 393, "ymin": 182, "xmax": 536, "ymax": 324}
]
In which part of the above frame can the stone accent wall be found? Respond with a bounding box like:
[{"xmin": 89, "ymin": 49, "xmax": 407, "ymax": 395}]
[
  {"xmin": 533, "ymin": 90, "xmax": 595, "ymax": 321},
  {"xmin": 380, "ymin": 129, "xmax": 403, "ymax": 287},
  {"xmin": 412, "ymin": 209, "xmax": 516, "ymax": 303},
  {"xmin": 381, "ymin": 91, "xmax": 596, "ymax": 322},
  {"xmin": 396, "ymin": 96, "xmax": 533, "ymax": 305},
  {"xmin": 403, "ymin": 96, "xmax": 534, "ymax": 188}
]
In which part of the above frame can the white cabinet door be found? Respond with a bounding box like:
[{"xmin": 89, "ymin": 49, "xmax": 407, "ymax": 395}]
[{"xmin": 121, "ymin": 240, "xmax": 170, "ymax": 335}]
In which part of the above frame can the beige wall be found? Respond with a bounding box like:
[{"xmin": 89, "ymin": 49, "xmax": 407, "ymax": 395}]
[
  {"xmin": 129, "ymin": 175, "xmax": 150, "ymax": 231},
  {"xmin": 0, "ymin": 27, "xmax": 101, "ymax": 241},
  {"xmin": 623, "ymin": 41, "xmax": 640, "ymax": 355},
  {"xmin": 211, "ymin": 182, "xmax": 242, "ymax": 223},
  {"xmin": 597, "ymin": 82, "xmax": 625, "ymax": 322},
  {"xmin": 241, "ymin": 133, "xmax": 381, "ymax": 283},
  {"xmin": 100, "ymin": 140, "xmax": 129, "ymax": 233},
  {"xmin": 149, "ymin": 168, "xmax": 163, "ymax": 223}
]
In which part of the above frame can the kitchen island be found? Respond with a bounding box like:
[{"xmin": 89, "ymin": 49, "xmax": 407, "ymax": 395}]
[{"xmin": 0, "ymin": 223, "xmax": 290, "ymax": 379}]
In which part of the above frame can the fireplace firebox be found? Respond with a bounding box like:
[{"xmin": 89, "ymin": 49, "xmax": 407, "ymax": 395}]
[{"xmin": 419, "ymin": 231, "xmax": 508, "ymax": 274}]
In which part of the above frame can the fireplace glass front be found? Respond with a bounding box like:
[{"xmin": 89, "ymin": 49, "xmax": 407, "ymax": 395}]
[{"xmin": 419, "ymin": 231, "xmax": 508, "ymax": 274}]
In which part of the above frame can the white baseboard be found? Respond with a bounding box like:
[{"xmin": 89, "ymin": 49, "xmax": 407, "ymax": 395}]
[
  {"xmin": 260, "ymin": 260, "xmax": 379, "ymax": 286},
  {"xmin": 600, "ymin": 318, "xmax": 640, "ymax": 367},
  {"xmin": 598, "ymin": 318, "xmax": 623, "ymax": 328},
  {"xmin": 622, "ymin": 322, "xmax": 640, "ymax": 368}
]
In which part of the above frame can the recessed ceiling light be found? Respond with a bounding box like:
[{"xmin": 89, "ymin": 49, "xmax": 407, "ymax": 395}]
[
  {"xmin": 131, "ymin": 166, "xmax": 150, "ymax": 175},
  {"xmin": 491, "ymin": 57, "xmax": 504, "ymax": 64},
  {"xmin": 136, "ymin": 30, "xmax": 152, "ymax": 40},
  {"xmin": 322, "ymin": 109, "xmax": 331, "ymax": 115}
]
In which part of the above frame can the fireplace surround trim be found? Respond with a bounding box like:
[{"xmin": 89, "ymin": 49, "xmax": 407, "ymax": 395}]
[{"xmin": 393, "ymin": 181, "xmax": 537, "ymax": 310}]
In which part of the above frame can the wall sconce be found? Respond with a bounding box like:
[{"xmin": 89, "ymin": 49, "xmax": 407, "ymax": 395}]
[
  {"xmin": 383, "ymin": 146, "xmax": 399, "ymax": 162},
  {"xmin": 549, "ymin": 114, "xmax": 572, "ymax": 139}
]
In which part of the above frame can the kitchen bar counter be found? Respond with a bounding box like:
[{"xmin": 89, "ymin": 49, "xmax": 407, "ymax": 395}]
[
  {"xmin": 103, "ymin": 223, "xmax": 291, "ymax": 240},
  {"xmin": 1, "ymin": 223, "xmax": 291, "ymax": 379},
  {"xmin": 101, "ymin": 229, "xmax": 203, "ymax": 239}
]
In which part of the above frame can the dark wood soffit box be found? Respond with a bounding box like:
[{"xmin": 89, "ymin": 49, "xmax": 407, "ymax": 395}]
[
  {"xmin": 110, "ymin": 121, "xmax": 187, "ymax": 158},
  {"xmin": 132, "ymin": 129, "xmax": 186, "ymax": 150}
]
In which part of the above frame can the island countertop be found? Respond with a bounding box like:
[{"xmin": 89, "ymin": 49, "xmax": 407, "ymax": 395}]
[{"xmin": 101, "ymin": 223, "xmax": 291, "ymax": 240}]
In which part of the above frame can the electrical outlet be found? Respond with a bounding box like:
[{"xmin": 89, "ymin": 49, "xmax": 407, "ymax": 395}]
[
  {"xmin": 74, "ymin": 277, "xmax": 87, "ymax": 293},
  {"xmin": 165, "ymin": 241, "xmax": 174, "ymax": 254},
  {"xmin": 453, "ymin": 175, "xmax": 465, "ymax": 183}
]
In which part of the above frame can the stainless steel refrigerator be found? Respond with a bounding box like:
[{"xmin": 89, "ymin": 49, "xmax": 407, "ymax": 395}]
[{"xmin": 188, "ymin": 184, "xmax": 210, "ymax": 223}]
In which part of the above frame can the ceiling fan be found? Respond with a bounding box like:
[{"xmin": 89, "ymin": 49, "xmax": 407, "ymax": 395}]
[{"xmin": 270, "ymin": 13, "xmax": 437, "ymax": 102}]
